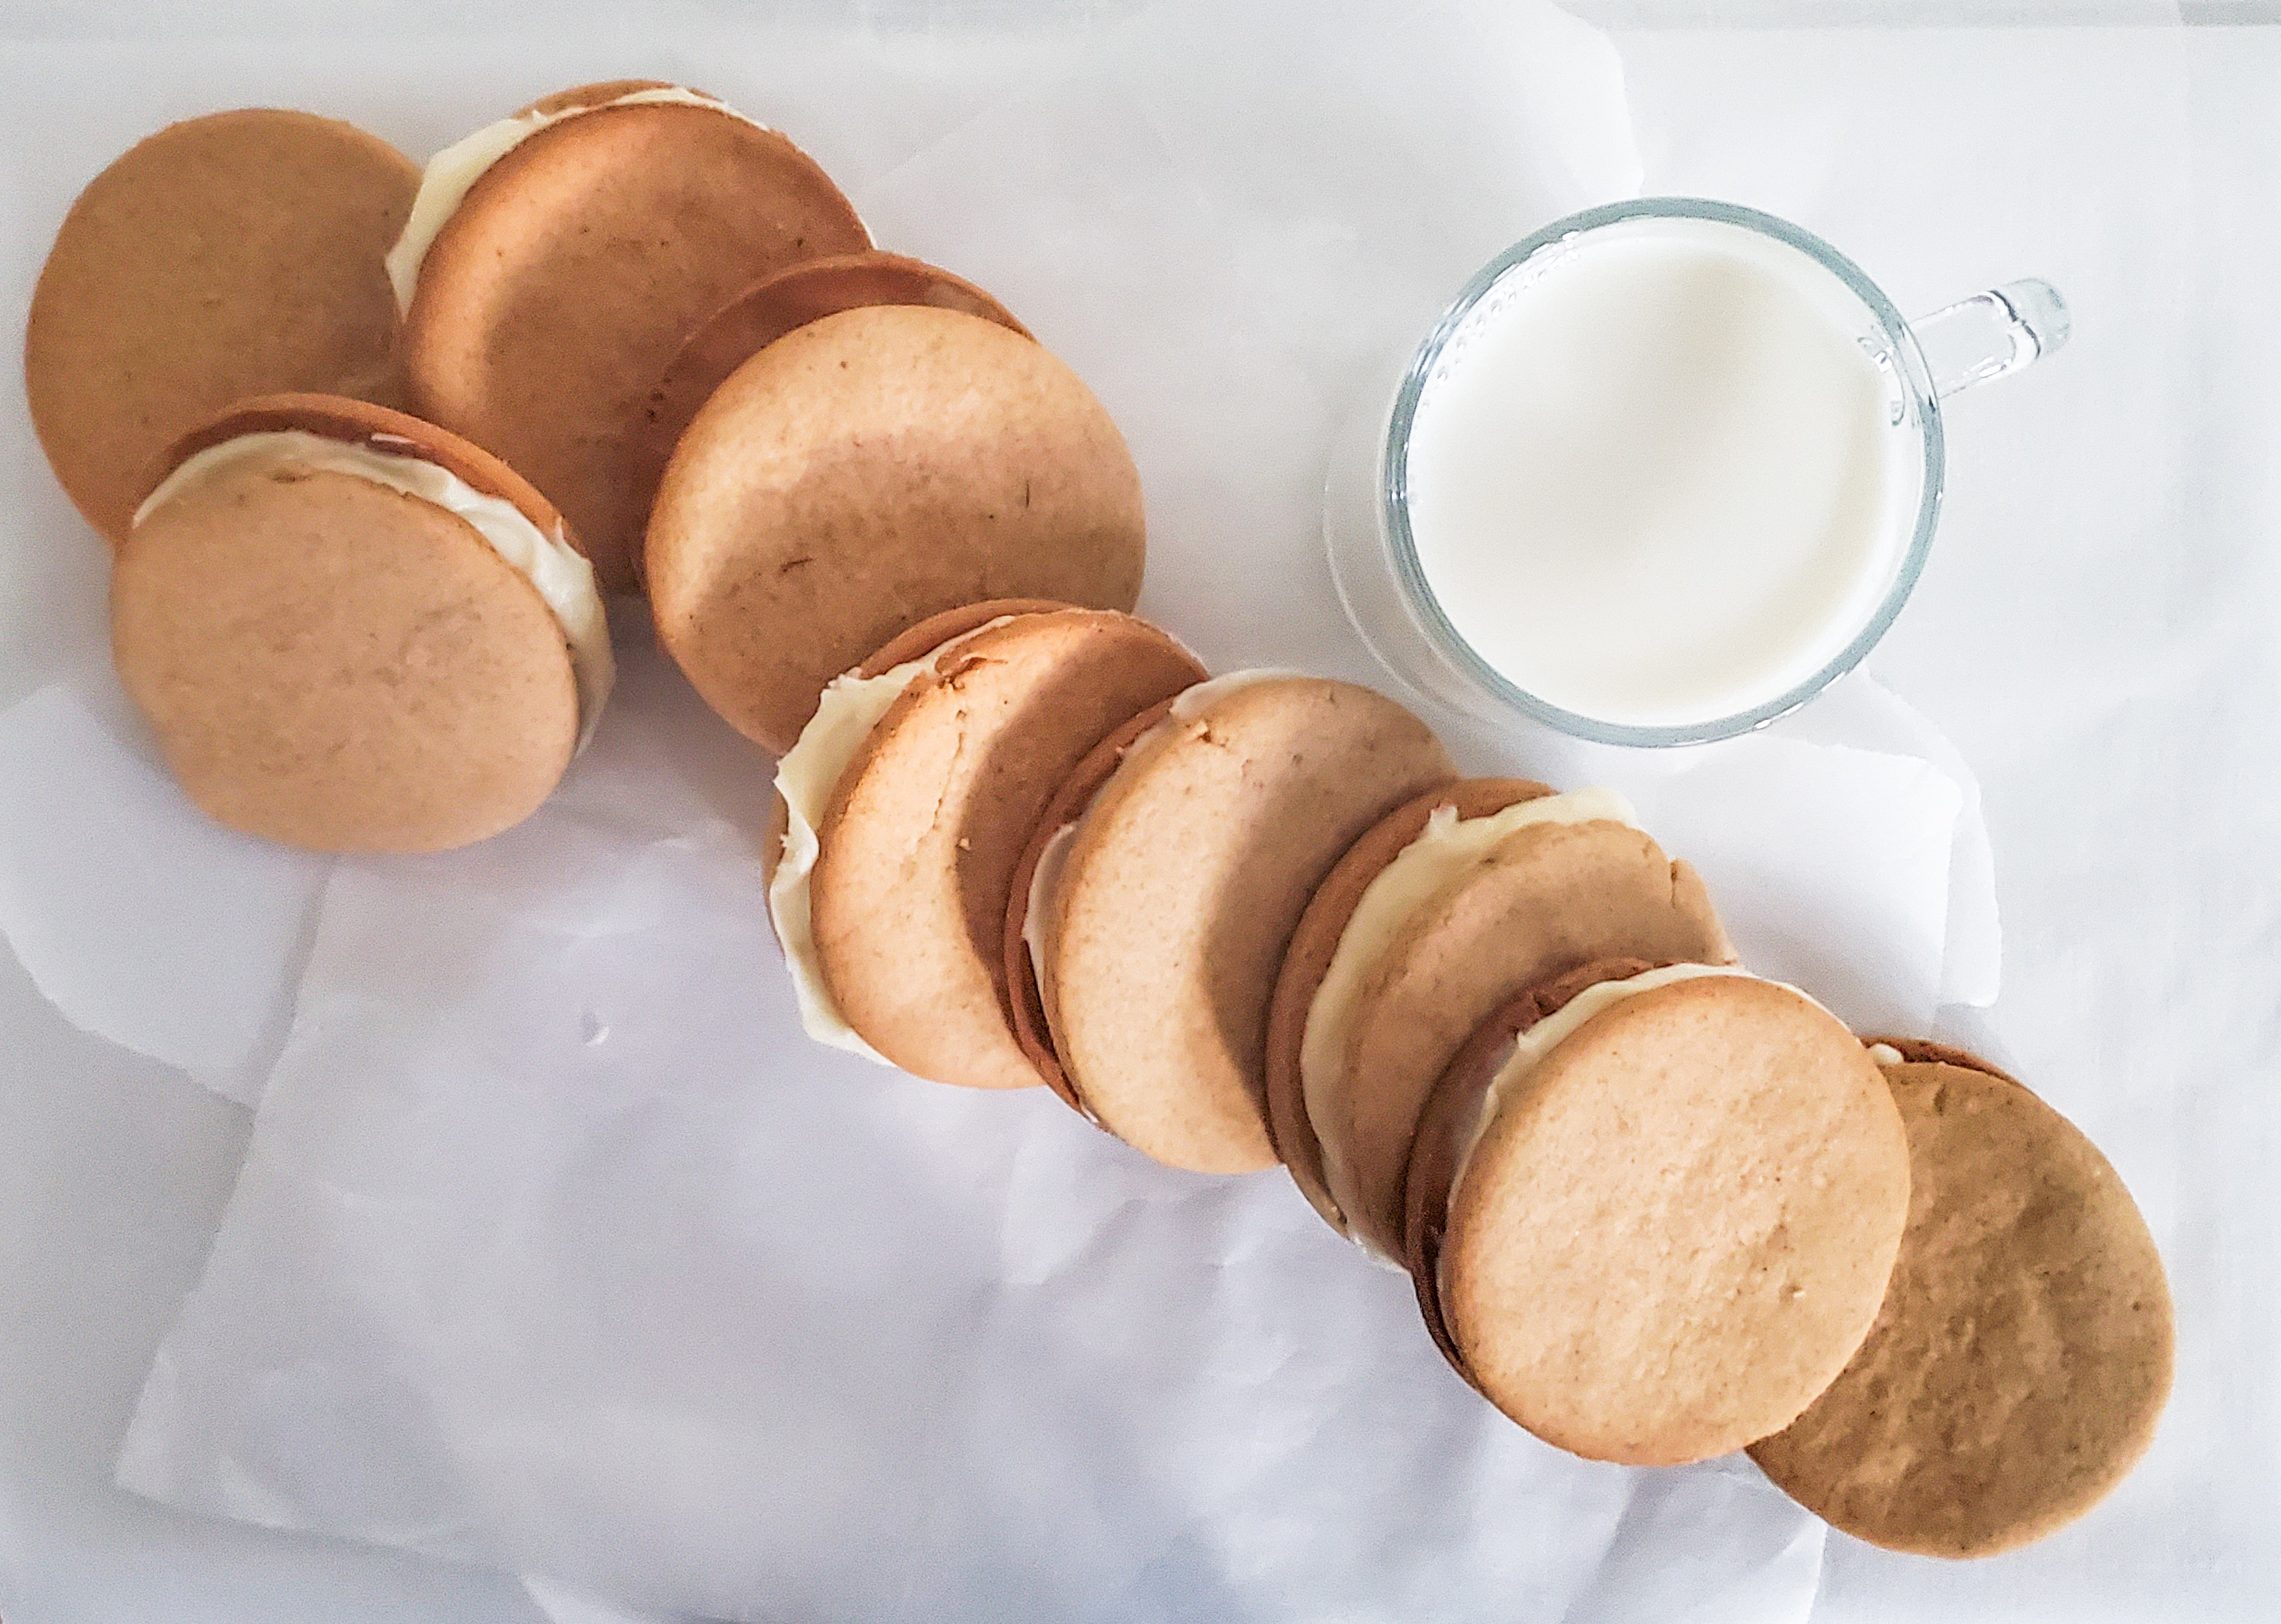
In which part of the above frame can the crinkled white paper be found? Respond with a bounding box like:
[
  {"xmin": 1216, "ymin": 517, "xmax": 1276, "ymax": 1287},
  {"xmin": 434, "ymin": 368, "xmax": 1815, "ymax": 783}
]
[
  {"xmin": 0, "ymin": 680, "xmax": 329, "ymax": 1104},
  {"xmin": 0, "ymin": 3, "xmax": 2006, "ymax": 1618}
]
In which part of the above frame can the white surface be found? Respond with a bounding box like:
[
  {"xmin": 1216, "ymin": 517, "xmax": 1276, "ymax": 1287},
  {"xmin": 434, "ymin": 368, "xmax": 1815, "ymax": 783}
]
[
  {"xmin": 1406, "ymin": 216, "xmax": 1910, "ymax": 729},
  {"xmin": 0, "ymin": 10, "xmax": 2265, "ymax": 1624},
  {"xmin": 116, "ymin": 634, "xmax": 1927, "ymax": 1623}
]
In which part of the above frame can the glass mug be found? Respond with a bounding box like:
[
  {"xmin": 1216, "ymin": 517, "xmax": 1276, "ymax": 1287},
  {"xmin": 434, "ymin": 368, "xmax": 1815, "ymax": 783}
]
[{"xmin": 1323, "ymin": 198, "xmax": 2070, "ymax": 747}]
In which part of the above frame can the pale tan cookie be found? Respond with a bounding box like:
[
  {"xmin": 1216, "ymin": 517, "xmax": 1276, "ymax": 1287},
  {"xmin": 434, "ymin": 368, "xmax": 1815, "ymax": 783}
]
[
  {"xmin": 647, "ymin": 306, "xmax": 1146, "ymax": 753},
  {"xmin": 760, "ymin": 596, "xmax": 1072, "ymax": 894},
  {"xmin": 628, "ymin": 251, "xmax": 1029, "ymax": 532},
  {"xmin": 403, "ymin": 83, "xmax": 867, "ymax": 592},
  {"xmin": 27, "ymin": 109, "xmax": 416, "ymax": 543},
  {"xmin": 1262, "ymin": 778, "xmax": 1546, "ymax": 1227},
  {"xmin": 113, "ymin": 394, "xmax": 585, "ymax": 853},
  {"xmin": 1750, "ymin": 1059, "xmax": 2174, "ymax": 1558},
  {"xmin": 808, "ymin": 606, "xmax": 1204, "ymax": 1090},
  {"xmin": 1002, "ymin": 699, "xmax": 1176, "ymax": 1114},
  {"xmin": 1401, "ymin": 956, "xmax": 1662, "ymax": 1380},
  {"xmin": 1437, "ymin": 973, "xmax": 1912, "ymax": 1466},
  {"xmin": 1323, "ymin": 818, "xmax": 1735, "ymax": 1257},
  {"xmin": 1025, "ymin": 676, "xmax": 1452, "ymax": 1174}
]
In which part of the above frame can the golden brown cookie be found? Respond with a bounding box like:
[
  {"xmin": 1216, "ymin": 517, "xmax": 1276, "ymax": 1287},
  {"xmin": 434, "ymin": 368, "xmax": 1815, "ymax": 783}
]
[
  {"xmin": 803, "ymin": 606, "xmax": 1204, "ymax": 1089},
  {"xmin": 1002, "ymin": 698, "xmax": 1177, "ymax": 1114},
  {"xmin": 1434, "ymin": 972, "xmax": 1912, "ymax": 1466},
  {"xmin": 113, "ymin": 393, "xmax": 592, "ymax": 853},
  {"xmin": 1402, "ymin": 956, "xmax": 1663, "ymax": 1378},
  {"xmin": 1262, "ymin": 777, "xmax": 1548, "ymax": 1228},
  {"xmin": 1019, "ymin": 675, "xmax": 1452, "ymax": 1174},
  {"xmin": 647, "ymin": 305, "xmax": 1147, "ymax": 753},
  {"xmin": 401, "ymin": 83, "xmax": 868, "ymax": 592},
  {"xmin": 1321, "ymin": 817, "xmax": 1736, "ymax": 1257},
  {"xmin": 628, "ymin": 252, "xmax": 1028, "ymax": 534},
  {"xmin": 1750, "ymin": 1059, "xmax": 2174, "ymax": 1557},
  {"xmin": 27, "ymin": 109, "xmax": 416, "ymax": 543}
]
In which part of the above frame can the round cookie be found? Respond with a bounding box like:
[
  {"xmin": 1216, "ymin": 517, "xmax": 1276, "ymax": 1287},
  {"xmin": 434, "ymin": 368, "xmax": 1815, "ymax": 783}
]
[
  {"xmin": 1003, "ymin": 698, "xmax": 1175, "ymax": 1114},
  {"xmin": 1402, "ymin": 956, "xmax": 1662, "ymax": 1379},
  {"xmin": 1262, "ymin": 777, "xmax": 1551, "ymax": 1229},
  {"xmin": 401, "ymin": 82, "xmax": 868, "ymax": 593},
  {"xmin": 1749, "ymin": 1058, "xmax": 2174, "ymax": 1558},
  {"xmin": 114, "ymin": 393, "xmax": 597, "ymax": 853},
  {"xmin": 27, "ymin": 109, "xmax": 417, "ymax": 543},
  {"xmin": 1015, "ymin": 675, "xmax": 1453, "ymax": 1174},
  {"xmin": 1322, "ymin": 818, "xmax": 1735, "ymax": 1257},
  {"xmin": 805, "ymin": 606, "xmax": 1205, "ymax": 1089},
  {"xmin": 1430, "ymin": 970, "xmax": 1913, "ymax": 1466},
  {"xmin": 648, "ymin": 305, "xmax": 1147, "ymax": 753},
  {"xmin": 629, "ymin": 251, "xmax": 1028, "ymax": 527}
]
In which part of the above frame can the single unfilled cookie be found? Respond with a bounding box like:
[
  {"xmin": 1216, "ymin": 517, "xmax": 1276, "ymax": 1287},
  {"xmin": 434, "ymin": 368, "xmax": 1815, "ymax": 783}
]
[
  {"xmin": 1430, "ymin": 970, "xmax": 1913, "ymax": 1466},
  {"xmin": 647, "ymin": 305, "xmax": 1147, "ymax": 753},
  {"xmin": 114, "ymin": 394, "xmax": 591, "ymax": 853},
  {"xmin": 1261, "ymin": 777, "xmax": 1551, "ymax": 1230},
  {"xmin": 27, "ymin": 109, "xmax": 417, "ymax": 543},
  {"xmin": 1749, "ymin": 1057, "xmax": 2174, "ymax": 1558},
  {"xmin": 807, "ymin": 605, "xmax": 1204, "ymax": 1089},
  {"xmin": 1321, "ymin": 817, "xmax": 1735, "ymax": 1257},
  {"xmin": 1016, "ymin": 674, "xmax": 1452, "ymax": 1174},
  {"xmin": 402, "ymin": 83, "xmax": 868, "ymax": 592},
  {"xmin": 628, "ymin": 251, "xmax": 1028, "ymax": 530}
]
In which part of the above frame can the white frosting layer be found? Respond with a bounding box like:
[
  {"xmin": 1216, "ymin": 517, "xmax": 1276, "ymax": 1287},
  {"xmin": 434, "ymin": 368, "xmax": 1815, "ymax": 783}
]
[
  {"xmin": 1022, "ymin": 822, "xmax": 1078, "ymax": 1018},
  {"xmin": 1301, "ymin": 787, "xmax": 1640, "ymax": 1233},
  {"xmin": 386, "ymin": 87, "xmax": 772, "ymax": 313},
  {"xmin": 766, "ymin": 619, "xmax": 1011, "ymax": 1059},
  {"xmin": 1866, "ymin": 1041, "xmax": 1906, "ymax": 1066},
  {"xmin": 134, "ymin": 429, "xmax": 614, "ymax": 747}
]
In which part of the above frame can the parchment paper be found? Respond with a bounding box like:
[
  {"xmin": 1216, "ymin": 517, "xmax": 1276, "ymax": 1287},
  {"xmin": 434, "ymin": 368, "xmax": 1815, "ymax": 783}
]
[{"xmin": 0, "ymin": 4, "xmax": 2004, "ymax": 1618}]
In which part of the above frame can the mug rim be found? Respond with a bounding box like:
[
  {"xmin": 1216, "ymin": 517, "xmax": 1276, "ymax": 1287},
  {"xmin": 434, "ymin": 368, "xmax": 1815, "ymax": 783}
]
[{"xmin": 1380, "ymin": 196, "xmax": 1947, "ymax": 748}]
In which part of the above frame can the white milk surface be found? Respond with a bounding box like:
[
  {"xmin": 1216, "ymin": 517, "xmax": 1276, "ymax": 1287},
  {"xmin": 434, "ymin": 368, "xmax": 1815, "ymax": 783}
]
[{"xmin": 1402, "ymin": 217, "xmax": 1912, "ymax": 729}]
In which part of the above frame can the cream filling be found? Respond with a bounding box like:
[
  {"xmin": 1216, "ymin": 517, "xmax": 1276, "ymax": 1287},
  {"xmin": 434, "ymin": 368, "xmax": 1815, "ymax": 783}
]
[
  {"xmin": 386, "ymin": 86, "xmax": 780, "ymax": 313},
  {"xmin": 134, "ymin": 430, "xmax": 614, "ymax": 748},
  {"xmin": 766, "ymin": 620, "xmax": 1011, "ymax": 1059},
  {"xmin": 1865, "ymin": 1041, "xmax": 1906, "ymax": 1067},
  {"xmin": 1302, "ymin": 787, "xmax": 1640, "ymax": 1233},
  {"xmin": 1018, "ymin": 668, "xmax": 1305, "ymax": 1049}
]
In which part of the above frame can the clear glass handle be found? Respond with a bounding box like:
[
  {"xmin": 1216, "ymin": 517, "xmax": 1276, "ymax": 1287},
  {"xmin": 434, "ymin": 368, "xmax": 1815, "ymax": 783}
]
[{"xmin": 1910, "ymin": 277, "xmax": 2071, "ymax": 400}]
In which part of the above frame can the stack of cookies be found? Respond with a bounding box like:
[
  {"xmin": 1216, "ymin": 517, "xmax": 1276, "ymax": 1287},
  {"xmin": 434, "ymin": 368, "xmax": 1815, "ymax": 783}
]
[
  {"xmin": 31, "ymin": 85, "xmax": 1139, "ymax": 853},
  {"xmin": 30, "ymin": 89, "xmax": 2172, "ymax": 1566},
  {"xmin": 770, "ymin": 601, "xmax": 2175, "ymax": 1561}
]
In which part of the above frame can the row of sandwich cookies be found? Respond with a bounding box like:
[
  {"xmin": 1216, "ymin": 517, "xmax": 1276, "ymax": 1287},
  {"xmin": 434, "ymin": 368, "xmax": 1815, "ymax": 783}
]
[
  {"xmin": 766, "ymin": 597, "xmax": 2173, "ymax": 1562},
  {"xmin": 57, "ymin": 87, "xmax": 1140, "ymax": 857}
]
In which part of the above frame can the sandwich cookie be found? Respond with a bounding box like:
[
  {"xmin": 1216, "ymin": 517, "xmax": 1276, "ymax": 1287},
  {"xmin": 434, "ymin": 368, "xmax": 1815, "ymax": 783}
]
[
  {"xmin": 114, "ymin": 393, "xmax": 611, "ymax": 853},
  {"xmin": 395, "ymin": 81, "xmax": 869, "ymax": 592},
  {"xmin": 1749, "ymin": 1048, "xmax": 2173, "ymax": 1557},
  {"xmin": 648, "ymin": 305, "xmax": 1147, "ymax": 753},
  {"xmin": 1264, "ymin": 777, "xmax": 1554, "ymax": 1232},
  {"xmin": 1006, "ymin": 674, "xmax": 1453, "ymax": 1173},
  {"xmin": 1289, "ymin": 793, "xmax": 1735, "ymax": 1257},
  {"xmin": 628, "ymin": 251, "xmax": 1029, "ymax": 527},
  {"xmin": 27, "ymin": 109, "xmax": 418, "ymax": 543},
  {"xmin": 767, "ymin": 599, "xmax": 1204, "ymax": 1089},
  {"xmin": 1405, "ymin": 962, "xmax": 1913, "ymax": 1466}
]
